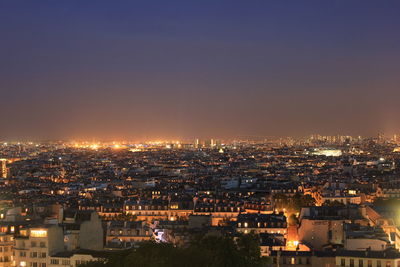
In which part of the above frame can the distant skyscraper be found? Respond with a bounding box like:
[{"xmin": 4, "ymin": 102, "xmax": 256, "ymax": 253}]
[
  {"xmin": 215, "ymin": 139, "xmax": 222, "ymax": 148},
  {"xmin": 204, "ymin": 139, "xmax": 214, "ymax": 148},
  {"xmin": 378, "ymin": 133, "xmax": 385, "ymax": 143},
  {"xmin": 194, "ymin": 139, "xmax": 200, "ymax": 149},
  {"xmin": 0, "ymin": 159, "xmax": 7, "ymax": 178}
]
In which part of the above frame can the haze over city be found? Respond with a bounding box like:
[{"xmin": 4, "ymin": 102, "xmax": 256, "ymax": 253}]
[
  {"xmin": 1, "ymin": 0, "xmax": 400, "ymax": 140},
  {"xmin": 5, "ymin": 2, "xmax": 400, "ymax": 267}
]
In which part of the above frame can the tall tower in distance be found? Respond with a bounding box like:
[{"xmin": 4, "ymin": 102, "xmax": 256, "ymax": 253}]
[
  {"xmin": 378, "ymin": 133, "xmax": 385, "ymax": 144},
  {"xmin": 0, "ymin": 159, "xmax": 7, "ymax": 178},
  {"xmin": 194, "ymin": 139, "xmax": 200, "ymax": 149}
]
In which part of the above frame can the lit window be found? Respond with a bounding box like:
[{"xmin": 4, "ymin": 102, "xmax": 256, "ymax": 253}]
[{"xmin": 31, "ymin": 230, "xmax": 47, "ymax": 238}]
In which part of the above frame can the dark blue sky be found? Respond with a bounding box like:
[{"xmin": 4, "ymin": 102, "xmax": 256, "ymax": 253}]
[{"xmin": 1, "ymin": 0, "xmax": 400, "ymax": 140}]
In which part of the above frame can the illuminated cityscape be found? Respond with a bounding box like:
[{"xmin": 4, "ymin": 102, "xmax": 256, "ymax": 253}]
[
  {"xmin": 1, "ymin": 136, "xmax": 400, "ymax": 266},
  {"xmin": 2, "ymin": 1, "xmax": 400, "ymax": 267}
]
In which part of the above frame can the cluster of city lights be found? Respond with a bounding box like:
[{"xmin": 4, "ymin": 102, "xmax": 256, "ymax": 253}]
[{"xmin": 66, "ymin": 140, "xmax": 184, "ymax": 151}]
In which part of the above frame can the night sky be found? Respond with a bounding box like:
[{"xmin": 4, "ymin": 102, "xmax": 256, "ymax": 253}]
[{"xmin": 1, "ymin": 1, "xmax": 400, "ymax": 140}]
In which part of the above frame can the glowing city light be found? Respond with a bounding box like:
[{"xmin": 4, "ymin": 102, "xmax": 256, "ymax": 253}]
[{"xmin": 90, "ymin": 144, "xmax": 99, "ymax": 150}]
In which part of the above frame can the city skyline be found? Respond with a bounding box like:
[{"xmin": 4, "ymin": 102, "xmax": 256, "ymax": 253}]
[
  {"xmin": 0, "ymin": 133, "xmax": 398, "ymax": 144},
  {"xmin": 1, "ymin": 1, "xmax": 400, "ymax": 139},
  {"xmin": 2, "ymin": 2, "xmax": 400, "ymax": 265}
]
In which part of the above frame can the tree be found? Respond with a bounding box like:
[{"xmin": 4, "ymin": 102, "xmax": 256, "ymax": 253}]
[
  {"xmin": 274, "ymin": 193, "xmax": 315, "ymax": 213},
  {"xmin": 236, "ymin": 233, "xmax": 266, "ymax": 267},
  {"xmin": 78, "ymin": 234, "xmax": 269, "ymax": 267},
  {"xmin": 288, "ymin": 214, "xmax": 299, "ymax": 226}
]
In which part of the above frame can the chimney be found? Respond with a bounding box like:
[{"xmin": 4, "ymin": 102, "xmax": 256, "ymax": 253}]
[{"xmin": 58, "ymin": 207, "xmax": 64, "ymax": 224}]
